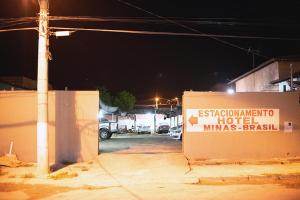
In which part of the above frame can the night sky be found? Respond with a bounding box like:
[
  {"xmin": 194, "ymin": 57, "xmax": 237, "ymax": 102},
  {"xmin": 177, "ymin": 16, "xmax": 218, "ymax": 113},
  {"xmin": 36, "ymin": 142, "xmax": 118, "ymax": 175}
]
[{"xmin": 1, "ymin": 0, "xmax": 300, "ymax": 102}]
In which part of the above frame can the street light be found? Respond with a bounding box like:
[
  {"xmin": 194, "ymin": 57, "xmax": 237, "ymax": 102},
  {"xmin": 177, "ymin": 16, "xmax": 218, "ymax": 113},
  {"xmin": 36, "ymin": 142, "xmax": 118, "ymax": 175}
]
[
  {"xmin": 154, "ymin": 97, "xmax": 180, "ymax": 128},
  {"xmin": 155, "ymin": 97, "xmax": 159, "ymax": 108},
  {"xmin": 53, "ymin": 31, "xmax": 74, "ymax": 37},
  {"xmin": 174, "ymin": 97, "xmax": 179, "ymax": 106},
  {"xmin": 174, "ymin": 97, "xmax": 180, "ymax": 127},
  {"xmin": 163, "ymin": 97, "xmax": 180, "ymax": 127},
  {"xmin": 154, "ymin": 97, "xmax": 159, "ymax": 134},
  {"xmin": 227, "ymin": 88, "xmax": 235, "ymax": 94}
]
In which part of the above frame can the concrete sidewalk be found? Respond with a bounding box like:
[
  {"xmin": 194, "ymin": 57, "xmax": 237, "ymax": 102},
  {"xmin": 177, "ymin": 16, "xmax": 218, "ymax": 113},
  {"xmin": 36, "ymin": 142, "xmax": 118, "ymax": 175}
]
[{"xmin": 1, "ymin": 153, "xmax": 300, "ymax": 199}]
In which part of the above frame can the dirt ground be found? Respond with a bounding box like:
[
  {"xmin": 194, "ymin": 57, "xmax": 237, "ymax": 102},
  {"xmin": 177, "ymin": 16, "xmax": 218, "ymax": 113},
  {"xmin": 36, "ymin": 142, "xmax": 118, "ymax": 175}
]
[{"xmin": 1, "ymin": 134, "xmax": 300, "ymax": 200}]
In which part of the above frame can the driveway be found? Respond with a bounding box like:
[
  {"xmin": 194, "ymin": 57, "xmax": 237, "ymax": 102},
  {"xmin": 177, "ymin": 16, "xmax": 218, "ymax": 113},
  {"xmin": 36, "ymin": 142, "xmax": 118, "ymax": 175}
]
[{"xmin": 99, "ymin": 134, "xmax": 182, "ymax": 154}]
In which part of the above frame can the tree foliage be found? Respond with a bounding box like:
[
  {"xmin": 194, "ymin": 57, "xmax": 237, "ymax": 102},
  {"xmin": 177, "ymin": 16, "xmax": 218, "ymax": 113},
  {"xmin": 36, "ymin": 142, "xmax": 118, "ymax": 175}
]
[
  {"xmin": 97, "ymin": 87, "xmax": 136, "ymax": 112},
  {"xmin": 114, "ymin": 91, "xmax": 136, "ymax": 112},
  {"xmin": 97, "ymin": 86, "xmax": 114, "ymax": 106}
]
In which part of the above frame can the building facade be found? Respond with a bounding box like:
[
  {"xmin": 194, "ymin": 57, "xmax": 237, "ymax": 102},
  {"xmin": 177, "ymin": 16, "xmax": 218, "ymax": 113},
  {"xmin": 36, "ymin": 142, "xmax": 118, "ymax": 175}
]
[{"xmin": 228, "ymin": 58, "xmax": 300, "ymax": 92}]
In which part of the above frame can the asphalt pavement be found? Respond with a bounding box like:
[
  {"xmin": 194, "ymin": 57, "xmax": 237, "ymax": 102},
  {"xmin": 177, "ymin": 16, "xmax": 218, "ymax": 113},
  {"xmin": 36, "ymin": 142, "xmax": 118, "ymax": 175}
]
[{"xmin": 99, "ymin": 133, "xmax": 182, "ymax": 154}]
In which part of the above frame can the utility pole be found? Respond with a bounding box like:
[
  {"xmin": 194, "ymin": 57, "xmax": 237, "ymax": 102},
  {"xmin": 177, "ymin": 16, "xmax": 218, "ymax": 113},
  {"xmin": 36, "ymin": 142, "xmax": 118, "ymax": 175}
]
[
  {"xmin": 252, "ymin": 53, "xmax": 255, "ymax": 68},
  {"xmin": 248, "ymin": 47, "xmax": 259, "ymax": 69},
  {"xmin": 290, "ymin": 64, "xmax": 294, "ymax": 91},
  {"xmin": 154, "ymin": 97, "xmax": 159, "ymax": 134},
  {"xmin": 37, "ymin": 0, "xmax": 49, "ymax": 175},
  {"xmin": 175, "ymin": 97, "xmax": 179, "ymax": 127}
]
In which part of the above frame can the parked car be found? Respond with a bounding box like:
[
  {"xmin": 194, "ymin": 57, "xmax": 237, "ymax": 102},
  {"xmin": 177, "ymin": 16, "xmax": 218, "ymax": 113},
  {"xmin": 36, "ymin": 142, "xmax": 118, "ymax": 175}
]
[
  {"xmin": 137, "ymin": 124, "xmax": 151, "ymax": 134},
  {"xmin": 99, "ymin": 118, "xmax": 118, "ymax": 140},
  {"xmin": 169, "ymin": 125, "xmax": 182, "ymax": 140},
  {"xmin": 168, "ymin": 126, "xmax": 177, "ymax": 137},
  {"xmin": 157, "ymin": 123, "xmax": 170, "ymax": 134}
]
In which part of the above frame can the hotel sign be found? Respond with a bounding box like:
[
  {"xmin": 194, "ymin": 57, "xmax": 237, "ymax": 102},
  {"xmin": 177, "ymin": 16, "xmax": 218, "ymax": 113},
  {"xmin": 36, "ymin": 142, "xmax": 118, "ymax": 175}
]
[{"xmin": 186, "ymin": 109, "xmax": 279, "ymax": 132}]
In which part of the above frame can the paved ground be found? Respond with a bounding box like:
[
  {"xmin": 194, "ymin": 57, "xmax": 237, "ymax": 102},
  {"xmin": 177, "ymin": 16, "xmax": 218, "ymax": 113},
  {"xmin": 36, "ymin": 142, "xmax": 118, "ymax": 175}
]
[
  {"xmin": 100, "ymin": 133, "xmax": 182, "ymax": 154},
  {"xmin": 1, "ymin": 134, "xmax": 300, "ymax": 200}
]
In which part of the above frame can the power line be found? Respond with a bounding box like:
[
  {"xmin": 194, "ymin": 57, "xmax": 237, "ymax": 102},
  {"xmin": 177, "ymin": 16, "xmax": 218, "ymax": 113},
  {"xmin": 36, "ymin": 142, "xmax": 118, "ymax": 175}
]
[
  {"xmin": 0, "ymin": 25, "xmax": 299, "ymax": 41},
  {"xmin": 0, "ymin": 17, "xmax": 36, "ymax": 25},
  {"xmin": 0, "ymin": 23, "xmax": 300, "ymax": 41},
  {"xmin": 0, "ymin": 17, "xmax": 35, "ymax": 21},
  {"xmin": 2, "ymin": 16, "xmax": 299, "ymax": 28},
  {"xmin": 0, "ymin": 17, "xmax": 299, "ymax": 42},
  {"xmin": 49, "ymin": 26, "xmax": 300, "ymax": 41},
  {"xmin": 48, "ymin": 16, "xmax": 300, "ymax": 28},
  {"xmin": 0, "ymin": 27, "xmax": 37, "ymax": 33},
  {"xmin": 1, "ymin": 16, "xmax": 299, "ymax": 35},
  {"xmin": 117, "ymin": 0, "xmax": 270, "ymax": 59},
  {"xmin": 0, "ymin": 21, "xmax": 35, "ymax": 29}
]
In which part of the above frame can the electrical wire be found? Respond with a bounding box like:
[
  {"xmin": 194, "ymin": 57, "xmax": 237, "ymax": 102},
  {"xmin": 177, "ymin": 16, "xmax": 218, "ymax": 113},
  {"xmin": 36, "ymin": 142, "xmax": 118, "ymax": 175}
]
[
  {"xmin": 49, "ymin": 16, "xmax": 300, "ymax": 28},
  {"xmin": 0, "ymin": 17, "xmax": 37, "ymax": 23},
  {"xmin": 117, "ymin": 0, "xmax": 270, "ymax": 58},
  {"xmin": 49, "ymin": 26, "xmax": 300, "ymax": 41},
  {"xmin": 0, "ymin": 21, "xmax": 35, "ymax": 29},
  {"xmin": 0, "ymin": 27, "xmax": 37, "ymax": 33},
  {"xmin": 1, "ymin": 16, "xmax": 299, "ymax": 28},
  {"xmin": 0, "ymin": 16, "xmax": 299, "ymax": 42},
  {"xmin": 1, "ymin": 16, "xmax": 299, "ymax": 33}
]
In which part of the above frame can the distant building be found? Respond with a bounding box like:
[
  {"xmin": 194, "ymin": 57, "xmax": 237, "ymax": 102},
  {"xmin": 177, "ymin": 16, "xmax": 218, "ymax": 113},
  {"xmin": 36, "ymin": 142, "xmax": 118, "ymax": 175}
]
[
  {"xmin": 228, "ymin": 58, "xmax": 300, "ymax": 92},
  {"xmin": 103, "ymin": 104, "xmax": 182, "ymax": 132},
  {"xmin": 0, "ymin": 76, "xmax": 53, "ymax": 90}
]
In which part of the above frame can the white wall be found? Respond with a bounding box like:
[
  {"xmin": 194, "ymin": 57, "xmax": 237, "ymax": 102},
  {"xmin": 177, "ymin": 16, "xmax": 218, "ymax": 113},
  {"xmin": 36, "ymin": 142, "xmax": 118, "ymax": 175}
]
[
  {"xmin": 236, "ymin": 62, "xmax": 279, "ymax": 92},
  {"xmin": 0, "ymin": 91, "xmax": 99, "ymax": 163},
  {"xmin": 117, "ymin": 114, "xmax": 183, "ymax": 132},
  {"xmin": 183, "ymin": 91, "xmax": 300, "ymax": 160}
]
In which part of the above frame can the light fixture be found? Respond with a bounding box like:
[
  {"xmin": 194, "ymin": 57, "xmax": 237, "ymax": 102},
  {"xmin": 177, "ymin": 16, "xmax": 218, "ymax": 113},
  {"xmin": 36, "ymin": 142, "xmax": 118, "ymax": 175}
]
[
  {"xmin": 53, "ymin": 31, "xmax": 74, "ymax": 37},
  {"xmin": 146, "ymin": 112, "xmax": 152, "ymax": 117},
  {"xmin": 227, "ymin": 88, "xmax": 235, "ymax": 94}
]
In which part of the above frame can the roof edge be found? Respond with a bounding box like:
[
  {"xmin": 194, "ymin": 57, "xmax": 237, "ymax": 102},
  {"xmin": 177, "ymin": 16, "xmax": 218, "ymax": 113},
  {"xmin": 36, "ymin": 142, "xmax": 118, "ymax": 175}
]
[
  {"xmin": 228, "ymin": 58, "xmax": 276, "ymax": 85},
  {"xmin": 228, "ymin": 57, "xmax": 300, "ymax": 85}
]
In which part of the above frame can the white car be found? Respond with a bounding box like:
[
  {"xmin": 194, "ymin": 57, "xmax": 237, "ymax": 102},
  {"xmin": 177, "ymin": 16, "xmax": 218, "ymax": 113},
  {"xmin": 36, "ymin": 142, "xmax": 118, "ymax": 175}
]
[
  {"xmin": 99, "ymin": 118, "xmax": 118, "ymax": 140},
  {"xmin": 168, "ymin": 126, "xmax": 177, "ymax": 137},
  {"xmin": 169, "ymin": 125, "xmax": 182, "ymax": 140},
  {"xmin": 137, "ymin": 125, "xmax": 151, "ymax": 134}
]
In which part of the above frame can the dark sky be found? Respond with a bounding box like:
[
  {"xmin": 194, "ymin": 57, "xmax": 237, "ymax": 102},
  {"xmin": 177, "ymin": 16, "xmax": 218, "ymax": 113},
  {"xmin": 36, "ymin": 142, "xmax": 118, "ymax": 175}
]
[{"xmin": 1, "ymin": 0, "xmax": 300, "ymax": 102}]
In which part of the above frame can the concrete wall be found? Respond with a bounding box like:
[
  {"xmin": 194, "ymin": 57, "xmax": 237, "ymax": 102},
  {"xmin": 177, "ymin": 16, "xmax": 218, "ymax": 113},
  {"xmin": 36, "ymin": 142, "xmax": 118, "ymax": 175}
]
[
  {"xmin": 183, "ymin": 91, "xmax": 300, "ymax": 160},
  {"xmin": 236, "ymin": 62, "xmax": 279, "ymax": 92},
  {"xmin": 0, "ymin": 91, "xmax": 99, "ymax": 164}
]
